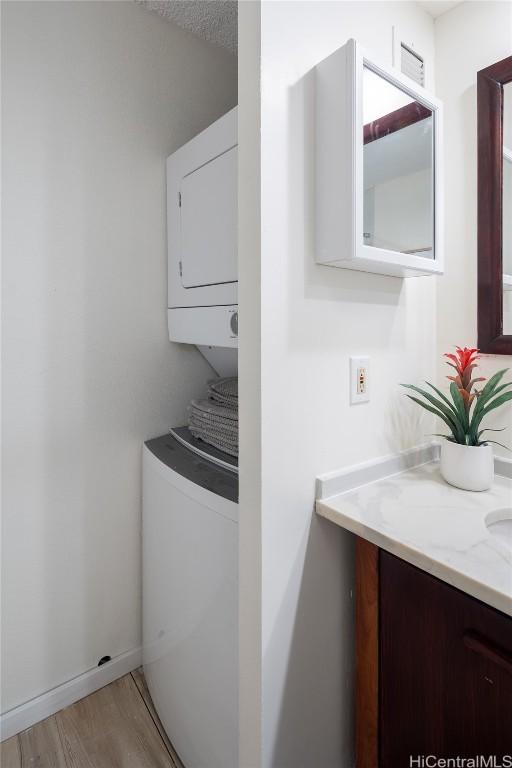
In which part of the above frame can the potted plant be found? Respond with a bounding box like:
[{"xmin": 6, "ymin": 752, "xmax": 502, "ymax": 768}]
[{"xmin": 401, "ymin": 347, "xmax": 512, "ymax": 491}]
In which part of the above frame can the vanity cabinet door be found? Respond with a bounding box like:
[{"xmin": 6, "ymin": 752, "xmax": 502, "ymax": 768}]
[{"xmin": 379, "ymin": 551, "xmax": 512, "ymax": 767}]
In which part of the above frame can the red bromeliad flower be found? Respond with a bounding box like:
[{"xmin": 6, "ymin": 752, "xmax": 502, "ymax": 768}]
[
  {"xmin": 402, "ymin": 346, "xmax": 511, "ymax": 448},
  {"xmin": 444, "ymin": 346, "xmax": 485, "ymax": 410}
]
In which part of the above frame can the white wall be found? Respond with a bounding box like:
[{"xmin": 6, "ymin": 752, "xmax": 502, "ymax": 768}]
[
  {"xmin": 238, "ymin": 3, "xmax": 263, "ymax": 767},
  {"xmin": 1, "ymin": 0, "xmax": 236, "ymax": 713},
  {"xmin": 239, "ymin": 2, "xmax": 437, "ymax": 766},
  {"xmin": 435, "ymin": 1, "xmax": 512, "ymax": 450}
]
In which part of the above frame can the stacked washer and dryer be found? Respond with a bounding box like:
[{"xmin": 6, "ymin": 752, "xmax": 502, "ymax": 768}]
[{"xmin": 142, "ymin": 107, "xmax": 239, "ymax": 768}]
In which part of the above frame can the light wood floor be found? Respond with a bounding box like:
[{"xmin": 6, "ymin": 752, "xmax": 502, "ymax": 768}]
[{"xmin": 1, "ymin": 669, "xmax": 185, "ymax": 768}]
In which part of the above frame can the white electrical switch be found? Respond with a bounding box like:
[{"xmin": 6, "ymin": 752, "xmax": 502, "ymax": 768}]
[{"xmin": 350, "ymin": 356, "xmax": 370, "ymax": 404}]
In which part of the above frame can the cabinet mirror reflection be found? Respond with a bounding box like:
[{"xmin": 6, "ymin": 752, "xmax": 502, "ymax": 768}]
[{"xmin": 363, "ymin": 66, "xmax": 434, "ymax": 259}]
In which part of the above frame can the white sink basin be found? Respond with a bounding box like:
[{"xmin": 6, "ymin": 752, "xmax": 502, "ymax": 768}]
[{"xmin": 486, "ymin": 508, "xmax": 512, "ymax": 548}]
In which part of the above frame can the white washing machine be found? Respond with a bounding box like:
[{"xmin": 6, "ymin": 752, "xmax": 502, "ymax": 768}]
[{"xmin": 142, "ymin": 432, "xmax": 238, "ymax": 768}]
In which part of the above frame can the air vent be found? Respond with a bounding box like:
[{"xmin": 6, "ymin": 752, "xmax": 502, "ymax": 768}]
[{"xmin": 400, "ymin": 42, "xmax": 425, "ymax": 87}]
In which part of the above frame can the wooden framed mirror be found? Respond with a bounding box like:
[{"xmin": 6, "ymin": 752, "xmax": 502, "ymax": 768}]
[{"xmin": 477, "ymin": 54, "xmax": 512, "ymax": 354}]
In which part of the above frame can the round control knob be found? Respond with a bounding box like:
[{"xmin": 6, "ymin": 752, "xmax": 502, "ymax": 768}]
[{"xmin": 230, "ymin": 311, "xmax": 238, "ymax": 336}]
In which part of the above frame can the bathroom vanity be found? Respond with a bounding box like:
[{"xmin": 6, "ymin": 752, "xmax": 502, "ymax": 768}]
[{"xmin": 316, "ymin": 461, "xmax": 512, "ymax": 767}]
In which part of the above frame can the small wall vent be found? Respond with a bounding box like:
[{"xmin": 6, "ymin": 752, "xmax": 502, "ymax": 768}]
[
  {"xmin": 392, "ymin": 28, "xmax": 426, "ymax": 88},
  {"xmin": 400, "ymin": 42, "xmax": 425, "ymax": 87}
]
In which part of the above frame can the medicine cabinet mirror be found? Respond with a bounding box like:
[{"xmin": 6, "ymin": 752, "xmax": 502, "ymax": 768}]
[
  {"xmin": 315, "ymin": 38, "xmax": 443, "ymax": 278},
  {"xmin": 478, "ymin": 55, "xmax": 512, "ymax": 354}
]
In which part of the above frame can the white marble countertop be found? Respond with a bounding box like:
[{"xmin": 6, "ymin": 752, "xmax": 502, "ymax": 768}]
[{"xmin": 316, "ymin": 461, "xmax": 512, "ymax": 617}]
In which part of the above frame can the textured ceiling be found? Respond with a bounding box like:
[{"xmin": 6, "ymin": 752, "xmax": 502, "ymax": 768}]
[{"xmin": 138, "ymin": 1, "xmax": 237, "ymax": 54}]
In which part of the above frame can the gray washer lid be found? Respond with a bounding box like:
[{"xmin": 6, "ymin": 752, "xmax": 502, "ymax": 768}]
[{"xmin": 145, "ymin": 432, "xmax": 238, "ymax": 504}]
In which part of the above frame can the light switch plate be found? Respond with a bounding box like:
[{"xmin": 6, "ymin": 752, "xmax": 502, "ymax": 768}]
[{"xmin": 350, "ymin": 356, "xmax": 370, "ymax": 404}]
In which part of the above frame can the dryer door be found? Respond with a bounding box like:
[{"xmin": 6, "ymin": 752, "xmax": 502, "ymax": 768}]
[{"xmin": 180, "ymin": 146, "xmax": 237, "ymax": 288}]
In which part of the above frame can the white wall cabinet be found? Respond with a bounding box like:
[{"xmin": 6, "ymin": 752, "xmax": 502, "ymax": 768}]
[{"xmin": 315, "ymin": 39, "xmax": 443, "ymax": 277}]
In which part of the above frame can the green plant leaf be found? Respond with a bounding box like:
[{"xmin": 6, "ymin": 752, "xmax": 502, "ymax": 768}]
[
  {"xmin": 424, "ymin": 382, "xmax": 460, "ymax": 417},
  {"xmin": 470, "ymin": 388, "xmax": 512, "ymax": 444},
  {"xmin": 401, "ymin": 384, "xmax": 461, "ymax": 432},
  {"xmin": 474, "ymin": 381, "xmax": 512, "ymax": 412},
  {"xmin": 470, "ymin": 382, "xmax": 512, "ymax": 439},
  {"xmin": 469, "ymin": 414, "xmax": 483, "ymax": 445},
  {"xmin": 475, "ymin": 369, "xmax": 508, "ymax": 404},
  {"xmin": 481, "ymin": 440, "xmax": 511, "ymax": 451},
  {"xmin": 450, "ymin": 382, "xmax": 469, "ymax": 433},
  {"xmin": 477, "ymin": 428, "xmax": 507, "ymax": 437},
  {"xmin": 404, "ymin": 395, "xmax": 461, "ymax": 442},
  {"xmin": 480, "ymin": 390, "xmax": 512, "ymax": 418}
]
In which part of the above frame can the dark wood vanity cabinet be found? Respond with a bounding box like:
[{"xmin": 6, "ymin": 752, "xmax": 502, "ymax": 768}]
[{"xmin": 356, "ymin": 539, "xmax": 512, "ymax": 768}]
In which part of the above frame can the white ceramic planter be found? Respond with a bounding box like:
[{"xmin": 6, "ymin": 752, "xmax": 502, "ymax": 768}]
[{"xmin": 440, "ymin": 441, "xmax": 494, "ymax": 492}]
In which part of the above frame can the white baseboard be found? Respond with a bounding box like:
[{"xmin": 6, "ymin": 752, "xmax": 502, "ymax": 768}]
[{"xmin": 0, "ymin": 646, "xmax": 141, "ymax": 742}]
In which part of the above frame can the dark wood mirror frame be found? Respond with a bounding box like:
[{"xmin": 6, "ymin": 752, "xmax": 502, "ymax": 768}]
[{"xmin": 478, "ymin": 55, "xmax": 512, "ymax": 354}]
